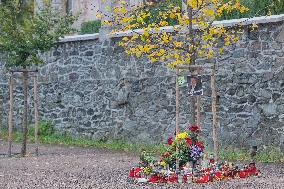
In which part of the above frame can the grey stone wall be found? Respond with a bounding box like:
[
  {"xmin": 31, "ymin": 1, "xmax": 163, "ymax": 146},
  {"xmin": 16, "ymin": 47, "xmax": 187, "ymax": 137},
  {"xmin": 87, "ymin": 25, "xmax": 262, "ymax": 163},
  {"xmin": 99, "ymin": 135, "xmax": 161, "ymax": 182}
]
[{"xmin": 0, "ymin": 18, "xmax": 284, "ymax": 151}]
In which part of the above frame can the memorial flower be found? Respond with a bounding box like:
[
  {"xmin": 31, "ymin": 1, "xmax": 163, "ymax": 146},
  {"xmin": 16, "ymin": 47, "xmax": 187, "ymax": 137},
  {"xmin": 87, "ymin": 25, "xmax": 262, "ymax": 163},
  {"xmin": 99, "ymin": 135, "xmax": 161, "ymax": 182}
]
[
  {"xmin": 176, "ymin": 132, "xmax": 187, "ymax": 140},
  {"xmin": 167, "ymin": 136, "xmax": 173, "ymax": 145},
  {"xmin": 189, "ymin": 124, "xmax": 200, "ymax": 133}
]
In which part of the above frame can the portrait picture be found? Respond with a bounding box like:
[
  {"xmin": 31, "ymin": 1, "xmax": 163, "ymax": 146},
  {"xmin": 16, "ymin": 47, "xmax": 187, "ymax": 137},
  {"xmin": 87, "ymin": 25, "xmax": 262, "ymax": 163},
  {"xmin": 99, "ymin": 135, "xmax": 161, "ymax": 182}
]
[{"xmin": 187, "ymin": 75, "xmax": 203, "ymax": 96}]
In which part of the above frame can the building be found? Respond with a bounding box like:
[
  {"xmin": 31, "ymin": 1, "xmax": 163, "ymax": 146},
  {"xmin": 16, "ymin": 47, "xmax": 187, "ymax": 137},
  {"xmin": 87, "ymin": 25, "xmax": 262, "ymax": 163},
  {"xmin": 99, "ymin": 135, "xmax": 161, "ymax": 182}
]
[{"xmin": 45, "ymin": 0, "xmax": 144, "ymax": 30}]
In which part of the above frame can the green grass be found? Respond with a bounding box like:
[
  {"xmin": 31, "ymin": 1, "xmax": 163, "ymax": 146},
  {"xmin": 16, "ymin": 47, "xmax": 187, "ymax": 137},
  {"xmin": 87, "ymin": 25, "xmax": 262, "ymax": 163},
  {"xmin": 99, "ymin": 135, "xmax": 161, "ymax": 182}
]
[
  {"xmin": 80, "ymin": 20, "xmax": 101, "ymax": 34},
  {"xmin": 0, "ymin": 129, "xmax": 283, "ymax": 162},
  {"xmin": 216, "ymin": 147, "xmax": 284, "ymax": 163},
  {"xmin": 0, "ymin": 129, "xmax": 163, "ymax": 153}
]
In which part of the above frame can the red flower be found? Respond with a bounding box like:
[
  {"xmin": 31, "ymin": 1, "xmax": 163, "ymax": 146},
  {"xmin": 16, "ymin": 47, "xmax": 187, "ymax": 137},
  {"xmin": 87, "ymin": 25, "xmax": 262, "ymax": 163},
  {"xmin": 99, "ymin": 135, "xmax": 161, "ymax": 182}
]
[
  {"xmin": 167, "ymin": 137, "xmax": 173, "ymax": 145},
  {"xmin": 185, "ymin": 137, "xmax": 193, "ymax": 145},
  {"xmin": 189, "ymin": 124, "xmax": 200, "ymax": 132},
  {"xmin": 196, "ymin": 141, "xmax": 204, "ymax": 150},
  {"xmin": 134, "ymin": 167, "xmax": 142, "ymax": 178}
]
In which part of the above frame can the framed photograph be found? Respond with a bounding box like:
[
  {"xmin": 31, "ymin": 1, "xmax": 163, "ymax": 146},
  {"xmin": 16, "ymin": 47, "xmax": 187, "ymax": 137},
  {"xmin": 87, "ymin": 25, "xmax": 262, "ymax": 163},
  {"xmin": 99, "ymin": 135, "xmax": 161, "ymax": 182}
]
[{"xmin": 187, "ymin": 75, "xmax": 203, "ymax": 96}]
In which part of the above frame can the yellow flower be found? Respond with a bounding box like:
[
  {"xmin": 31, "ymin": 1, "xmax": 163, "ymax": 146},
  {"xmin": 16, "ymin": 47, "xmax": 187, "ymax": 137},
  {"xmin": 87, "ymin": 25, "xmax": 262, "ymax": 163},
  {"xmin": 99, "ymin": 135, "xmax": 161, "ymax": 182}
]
[
  {"xmin": 159, "ymin": 21, "xmax": 168, "ymax": 26},
  {"xmin": 160, "ymin": 161, "xmax": 166, "ymax": 167},
  {"xmin": 176, "ymin": 132, "xmax": 187, "ymax": 139}
]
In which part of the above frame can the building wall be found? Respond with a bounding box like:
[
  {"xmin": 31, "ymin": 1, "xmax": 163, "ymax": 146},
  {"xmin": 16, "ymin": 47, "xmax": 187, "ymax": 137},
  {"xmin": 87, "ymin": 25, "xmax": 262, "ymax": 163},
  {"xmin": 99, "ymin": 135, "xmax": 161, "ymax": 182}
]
[
  {"xmin": 0, "ymin": 16, "xmax": 284, "ymax": 151},
  {"xmin": 48, "ymin": 0, "xmax": 144, "ymax": 29}
]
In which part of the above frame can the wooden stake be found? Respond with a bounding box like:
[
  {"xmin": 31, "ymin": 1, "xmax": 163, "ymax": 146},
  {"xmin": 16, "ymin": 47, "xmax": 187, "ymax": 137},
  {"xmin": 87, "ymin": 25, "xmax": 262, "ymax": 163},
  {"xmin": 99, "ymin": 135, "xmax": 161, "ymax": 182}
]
[
  {"xmin": 196, "ymin": 96, "xmax": 201, "ymax": 128},
  {"xmin": 175, "ymin": 67, "xmax": 180, "ymax": 170},
  {"xmin": 21, "ymin": 70, "xmax": 28, "ymax": 157},
  {"xmin": 34, "ymin": 74, "xmax": 39, "ymax": 156},
  {"xmin": 211, "ymin": 65, "xmax": 218, "ymax": 161},
  {"xmin": 8, "ymin": 75, "xmax": 13, "ymax": 157}
]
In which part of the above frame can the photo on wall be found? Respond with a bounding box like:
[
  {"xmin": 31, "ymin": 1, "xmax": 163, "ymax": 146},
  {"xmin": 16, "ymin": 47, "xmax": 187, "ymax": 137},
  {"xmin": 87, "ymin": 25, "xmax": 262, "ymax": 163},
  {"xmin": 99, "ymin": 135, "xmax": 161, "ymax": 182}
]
[{"xmin": 187, "ymin": 75, "xmax": 203, "ymax": 96}]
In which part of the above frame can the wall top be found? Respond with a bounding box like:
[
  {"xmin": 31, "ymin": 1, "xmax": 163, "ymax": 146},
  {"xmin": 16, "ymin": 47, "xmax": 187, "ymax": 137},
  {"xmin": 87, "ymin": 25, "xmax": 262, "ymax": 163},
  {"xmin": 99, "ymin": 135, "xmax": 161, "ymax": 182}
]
[
  {"xmin": 60, "ymin": 33, "xmax": 100, "ymax": 43},
  {"xmin": 60, "ymin": 14, "xmax": 284, "ymax": 43}
]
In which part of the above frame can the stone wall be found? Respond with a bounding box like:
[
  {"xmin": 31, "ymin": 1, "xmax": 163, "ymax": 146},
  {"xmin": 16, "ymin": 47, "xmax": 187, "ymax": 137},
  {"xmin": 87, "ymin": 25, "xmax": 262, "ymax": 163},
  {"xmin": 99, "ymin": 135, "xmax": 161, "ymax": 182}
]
[{"xmin": 0, "ymin": 15, "xmax": 284, "ymax": 151}]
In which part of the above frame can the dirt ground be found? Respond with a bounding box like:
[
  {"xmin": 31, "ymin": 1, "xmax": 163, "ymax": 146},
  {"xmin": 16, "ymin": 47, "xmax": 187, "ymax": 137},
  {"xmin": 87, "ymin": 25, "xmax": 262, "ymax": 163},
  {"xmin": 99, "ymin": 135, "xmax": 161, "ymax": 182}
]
[{"xmin": 0, "ymin": 140, "xmax": 283, "ymax": 189}]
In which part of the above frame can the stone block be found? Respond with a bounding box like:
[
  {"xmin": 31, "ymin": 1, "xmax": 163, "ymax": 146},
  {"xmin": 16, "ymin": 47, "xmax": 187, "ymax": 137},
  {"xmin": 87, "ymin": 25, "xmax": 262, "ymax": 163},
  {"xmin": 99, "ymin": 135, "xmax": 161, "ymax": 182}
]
[
  {"xmin": 271, "ymin": 42, "xmax": 282, "ymax": 50},
  {"xmin": 276, "ymin": 27, "xmax": 284, "ymax": 42}
]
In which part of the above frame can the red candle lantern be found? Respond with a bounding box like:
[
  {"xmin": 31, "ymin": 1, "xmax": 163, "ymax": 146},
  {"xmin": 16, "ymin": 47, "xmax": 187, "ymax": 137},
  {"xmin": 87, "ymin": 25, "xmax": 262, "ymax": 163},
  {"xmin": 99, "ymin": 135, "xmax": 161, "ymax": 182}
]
[
  {"xmin": 215, "ymin": 171, "xmax": 221, "ymax": 181},
  {"xmin": 148, "ymin": 174, "xmax": 159, "ymax": 183},
  {"xmin": 168, "ymin": 173, "xmax": 178, "ymax": 183},
  {"xmin": 129, "ymin": 167, "xmax": 135, "ymax": 177},
  {"xmin": 239, "ymin": 170, "xmax": 247, "ymax": 178},
  {"xmin": 182, "ymin": 174, "xmax": 187, "ymax": 183}
]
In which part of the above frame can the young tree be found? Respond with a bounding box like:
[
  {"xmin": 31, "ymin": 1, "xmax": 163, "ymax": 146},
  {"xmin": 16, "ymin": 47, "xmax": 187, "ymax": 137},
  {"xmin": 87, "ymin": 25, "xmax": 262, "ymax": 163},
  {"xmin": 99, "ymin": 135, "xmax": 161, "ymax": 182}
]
[
  {"xmin": 108, "ymin": 0, "xmax": 248, "ymax": 67},
  {"xmin": 102, "ymin": 0, "xmax": 251, "ymax": 161},
  {"xmin": 0, "ymin": 0, "xmax": 76, "ymax": 156}
]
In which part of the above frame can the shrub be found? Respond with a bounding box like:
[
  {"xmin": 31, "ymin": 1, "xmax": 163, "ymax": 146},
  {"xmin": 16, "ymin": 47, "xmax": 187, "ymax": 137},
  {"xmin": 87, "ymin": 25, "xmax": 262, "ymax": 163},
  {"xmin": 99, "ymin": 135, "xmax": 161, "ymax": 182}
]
[
  {"xmin": 80, "ymin": 20, "xmax": 101, "ymax": 34},
  {"xmin": 38, "ymin": 121, "xmax": 54, "ymax": 136},
  {"xmin": 29, "ymin": 121, "xmax": 54, "ymax": 137}
]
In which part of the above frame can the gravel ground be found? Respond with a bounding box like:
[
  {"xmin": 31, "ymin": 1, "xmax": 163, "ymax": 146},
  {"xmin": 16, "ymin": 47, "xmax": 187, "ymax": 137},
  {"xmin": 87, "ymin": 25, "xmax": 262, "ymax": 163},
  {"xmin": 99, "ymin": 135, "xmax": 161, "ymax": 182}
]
[{"xmin": 0, "ymin": 140, "xmax": 283, "ymax": 189}]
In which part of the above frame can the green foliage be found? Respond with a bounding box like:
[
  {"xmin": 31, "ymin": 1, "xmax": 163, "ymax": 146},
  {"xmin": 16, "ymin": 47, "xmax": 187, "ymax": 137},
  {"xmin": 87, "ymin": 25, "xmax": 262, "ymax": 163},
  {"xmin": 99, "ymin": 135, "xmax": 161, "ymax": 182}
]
[
  {"xmin": 217, "ymin": 148, "xmax": 250, "ymax": 161},
  {"xmin": 28, "ymin": 121, "xmax": 54, "ymax": 137},
  {"xmin": 144, "ymin": 0, "xmax": 284, "ymax": 22},
  {"xmin": 1, "ymin": 126, "xmax": 283, "ymax": 163},
  {"xmin": 217, "ymin": 147, "xmax": 284, "ymax": 163},
  {"xmin": 140, "ymin": 150, "xmax": 156, "ymax": 165},
  {"xmin": 255, "ymin": 147, "xmax": 284, "ymax": 163},
  {"xmin": 80, "ymin": 20, "xmax": 101, "ymax": 34},
  {"xmin": 38, "ymin": 121, "xmax": 54, "ymax": 136},
  {"xmin": 0, "ymin": 0, "xmax": 76, "ymax": 68},
  {"xmin": 131, "ymin": 0, "xmax": 182, "ymax": 28},
  {"xmin": 219, "ymin": 0, "xmax": 284, "ymax": 20}
]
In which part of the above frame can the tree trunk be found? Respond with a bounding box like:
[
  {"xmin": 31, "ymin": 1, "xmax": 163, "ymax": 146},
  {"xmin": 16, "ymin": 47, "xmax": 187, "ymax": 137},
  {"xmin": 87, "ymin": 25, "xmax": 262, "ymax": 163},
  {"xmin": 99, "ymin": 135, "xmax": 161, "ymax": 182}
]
[
  {"xmin": 21, "ymin": 71, "xmax": 28, "ymax": 157},
  {"xmin": 211, "ymin": 65, "xmax": 218, "ymax": 161},
  {"xmin": 8, "ymin": 75, "xmax": 13, "ymax": 157},
  {"xmin": 33, "ymin": 74, "xmax": 39, "ymax": 156},
  {"xmin": 186, "ymin": 3, "xmax": 197, "ymax": 125}
]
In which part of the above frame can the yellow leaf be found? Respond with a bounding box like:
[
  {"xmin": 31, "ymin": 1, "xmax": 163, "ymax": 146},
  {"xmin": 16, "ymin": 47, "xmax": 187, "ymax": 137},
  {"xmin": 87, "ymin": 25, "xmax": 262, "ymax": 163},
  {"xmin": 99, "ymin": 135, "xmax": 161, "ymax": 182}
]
[
  {"xmin": 160, "ymin": 49, "xmax": 165, "ymax": 54},
  {"xmin": 143, "ymin": 30, "xmax": 149, "ymax": 37},
  {"xmin": 151, "ymin": 57, "xmax": 157, "ymax": 62},
  {"xmin": 159, "ymin": 21, "xmax": 168, "ymax": 26},
  {"xmin": 122, "ymin": 37, "xmax": 128, "ymax": 41},
  {"xmin": 204, "ymin": 9, "xmax": 214, "ymax": 16},
  {"xmin": 137, "ymin": 16, "xmax": 143, "ymax": 23},
  {"xmin": 105, "ymin": 6, "xmax": 111, "ymax": 12},
  {"xmin": 96, "ymin": 13, "xmax": 102, "ymax": 19}
]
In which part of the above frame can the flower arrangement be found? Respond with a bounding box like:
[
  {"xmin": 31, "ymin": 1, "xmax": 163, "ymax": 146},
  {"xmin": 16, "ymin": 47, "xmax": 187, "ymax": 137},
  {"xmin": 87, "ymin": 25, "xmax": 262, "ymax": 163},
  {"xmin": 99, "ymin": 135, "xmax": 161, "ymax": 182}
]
[
  {"xmin": 161, "ymin": 124, "xmax": 204, "ymax": 169},
  {"xmin": 128, "ymin": 124, "xmax": 260, "ymax": 184}
]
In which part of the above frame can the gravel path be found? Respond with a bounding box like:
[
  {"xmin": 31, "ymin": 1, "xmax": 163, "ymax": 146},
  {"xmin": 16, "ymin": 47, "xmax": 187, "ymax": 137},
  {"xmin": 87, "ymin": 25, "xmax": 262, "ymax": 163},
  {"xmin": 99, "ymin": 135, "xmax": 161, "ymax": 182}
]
[{"xmin": 0, "ymin": 140, "xmax": 283, "ymax": 189}]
